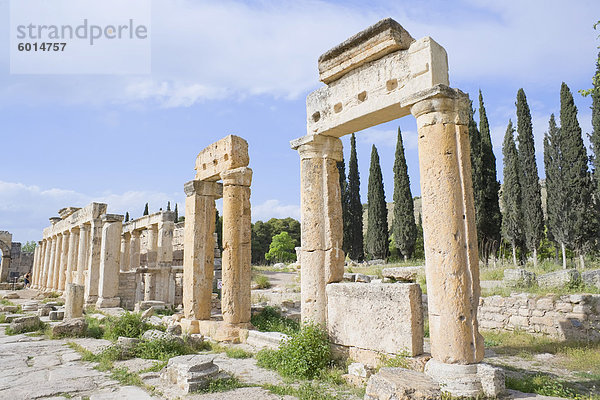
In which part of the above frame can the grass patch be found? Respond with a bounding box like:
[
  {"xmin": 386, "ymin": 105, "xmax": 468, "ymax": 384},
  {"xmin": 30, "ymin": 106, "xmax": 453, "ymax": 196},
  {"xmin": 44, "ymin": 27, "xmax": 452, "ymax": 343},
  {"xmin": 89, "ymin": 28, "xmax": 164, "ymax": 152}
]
[
  {"xmin": 134, "ymin": 339, "xmax": 195, "ymax": 361},
  {"xmin": 251, "ymin": 306, "xmax": 299, "ymax": 335},
  {"xmin": 0, "ymin": 299, "xmax": 15, "ymax": 306},
  {"xmin": 480, "ymin": 266, "xmax": 506, "ymax": 281},
  {"xmin": 506, "ymin": 374, "xmax": 600, "ymax": 399},
  {"xmin": 379, "ymin": 352, "xmax": 410, "ymax": 369},
  {"xmin": 264, "ymin": 382, "xmax": 342, "ymax": 400},
  {"xmin": 139, "ymin": 360, "xmax": 168, "ymax": 373},
  {"xmin": 194, "ymin": 377, "xmax": 250, "ymax": 393},
  {"xmin": 111, "ymin": 367, "xmax": 144, "ymax": 386},
  {"xmin": 0, "ymin": 314, "xmax": 6, "ymax": 324},
  {"xmin": 225, "ymin": 347, "xmax": 253, "ymax": 359},
  {"xmin": 253, "ymin": 274, "xmax": 271, "ymax": 289},
  {"xmin": 103, "ymin": 312, "xmax": 156, "ymax": 341}
]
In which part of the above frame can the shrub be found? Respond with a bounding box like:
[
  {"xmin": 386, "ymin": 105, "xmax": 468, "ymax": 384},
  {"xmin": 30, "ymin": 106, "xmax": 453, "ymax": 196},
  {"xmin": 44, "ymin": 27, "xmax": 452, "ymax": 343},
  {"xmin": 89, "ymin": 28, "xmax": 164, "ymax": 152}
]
[
  {"xmin": 134, "ymin": 339, "xmax": 193, "ymax": 361},
  {"xmin": 256, "ymin": 323, "xmax": 330, "ymax": 379},
  {"xmin": 251, "ymin": 306, "xmax": 299, "ymax": 335},
  {"xmin": 103, "ymin": 312, "xmax": 153, "ymax": 341},
  {"xmin": 253, "ymin": 274, "xmax": 271, "ymax": 289}
]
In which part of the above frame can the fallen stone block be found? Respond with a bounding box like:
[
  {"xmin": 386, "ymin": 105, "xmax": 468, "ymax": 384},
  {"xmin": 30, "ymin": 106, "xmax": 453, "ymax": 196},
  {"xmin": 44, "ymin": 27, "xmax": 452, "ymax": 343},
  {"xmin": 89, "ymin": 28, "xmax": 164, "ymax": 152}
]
[
  {"xmin": 142, "ymin": 329, "xmax": 184, "ymax": 345},
  {"xmin": 52, "ymin": 318, "xmax": 87, "ymax": 337},
  {"xmin": 368, "ymin": 259, "xmax": 385, "ymax": 266},
  {"xmin": 503, "ymin": 268, "xmax": 536, "ymax": 287},
  {"xmin": 117, "ymin": 336, "xmax": 141, "ymax": 357},
  {"xmin": 160, "ymin": 354, "xmax": 220, "ymax": 392},
  {"xmin": 134, "ymin": 300, "xmax": 166, "ymax": 312},
  {"xmin": 582, "ymin": 269, "xmax": 600, "ymax": 288},
  {"xmin": 245, "ymin": 330, "xmax": 288, "ymax": 350},
  {"xmin": 2, "ymin": 292, "xmax": 20, "ymax": 300},
  {"xmin": 0, "ymin": 305, "xmax": 18, "ymax": 313},
  {"xmin": 365, "ymin": 367, "xmax": 441, "ymax": 400},
  {"xmin": 348, "ymin": 362, "xmax": 372, "ymax": 378},
  {"xmin": 343, "ymin": 273, "xmax": 356, "ymax": 282},
  {"xmin": 49, "ymin": 310, "xmax": 65, "ymax": 321},
  {"xmin": 21, "ymin": 301, "xmax": 39, "ymax": 311},
  {"xmin": 4, "ymin": 313, "xmax": 25, "ymax": 322},
  {"xmin": 38, "ymin": 305, "xmax": 53, "ymax": 317},
  {"xmin": 167, "ymin": 324, "xmax": 182, "ymax": 336},
  {"xmin": 9, "ymin": 315, "xmax": 41, "ymax": 334},
  {"xmin": 538, "ymin": 269, "xmax": 581, "ymax": 289},
  {"xmin": 382, "ymin": 266, "xmax": 424, "ymax": 282},
  {"xmin": 355, "ymin": 273, "xmax": 371, "ymax": 283}
]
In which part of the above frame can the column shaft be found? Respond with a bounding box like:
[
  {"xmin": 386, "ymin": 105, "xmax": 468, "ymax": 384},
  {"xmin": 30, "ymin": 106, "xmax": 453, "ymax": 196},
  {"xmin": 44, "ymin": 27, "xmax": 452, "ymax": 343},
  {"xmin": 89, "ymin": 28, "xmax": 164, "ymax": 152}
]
[
  {"xmin": 97, "ymin": 214, "xmax": 124, "ymax": 308},
  {"xmin": 411, "ymin": 95, "xmax": 484, "ymax": 364},
  {"xmin": 41, "ymin": 240, "xmax": 51, "ymax": 289},
  {"xmin": 76, "ymin": 225, "xmax": 90, "ymax": 285},
  {"xmin": 129, "ymin": 231, "xmax": 141, "ymax": 270},
  {"xmin": 120, "ymin": 233, "xmax": 131, "ymax": 271},
  {"xmin": 85, "ymin": 218, "xmax": 103, "ymax": 304},
  {"xmin": 66, "ymin": 228, "xmax": 79, "ymax": 286},
  {"xmin": 47, "ymin": 237, "xmax": 58, "ymax": 290},
  {"xmin": 58, "ymin": 231, "xmax": 70, "ymax": 291},
  {"xmin": 31, "ymin": 245, "xmax": 40, "ymax": 288}
]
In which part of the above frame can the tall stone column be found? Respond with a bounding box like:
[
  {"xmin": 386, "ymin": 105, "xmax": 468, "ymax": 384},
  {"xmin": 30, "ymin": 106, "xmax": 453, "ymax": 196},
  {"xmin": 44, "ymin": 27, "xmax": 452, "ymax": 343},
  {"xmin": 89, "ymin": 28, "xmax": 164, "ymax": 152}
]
[
  {"xmin": 58, "ymin": 231, "xmax": 70, "ymax": 291},
  {"xmin": 221, "ymin": 167, "xmax": 252, "ymax": 325},
  {"xmin": 85, "ymin": 218, "xmax": 103, "ymax": 304},
  {"xmin": 96, "ymin": 214, "xmax": 124, "ymax": 308},
  {"xmin": 31, "ymin": 245, "xmax": 40, "ymax": 288},
  {"xmin": 120, "ymin": 233, "xmax": 131, "ymax": 271},
  {"xmin": 291, "ymin": 134, "xmax": 345, "ymax": 325},
  {"xmin": 411, "ymin": 94, "xmax": 484, "ymax": 365},
  {"xmin": 0, "ymin": 255, "xmax": 10, "ymax": 282},
  {"xmin": 41, "ymin": 239, "xmax": 52, "ymax": 289},
  {"xmin": 34, "ymin": 242, "xmax": 44, "ymax": 288},
  {"xmin": 182, "ymin": 180, "xmax": 222, "ymax": 322},
  {"xmin": 47, "ymin": 236, "xmax": 59, "ymax": 290},
  {"xmin": 156, "ymin": 217, "xmax": 174, "ymax": 302},
  {"xmin": 147, "ymin": 224, "xmax": 158, "ymax": 268},
  {"xmin": 129, "ymin": 230, "xmax": 141, "ymax": 270},
  {"xmin": 76, "ymin": 224, "xmax": 90, "ymax": 285},
  {"xmin": 144, "ymin": 273, "xmax": 156, "ymax": 301},
  {"xmin": 65, "ymin": 228, "xmax": 79, "ymax": 286}
]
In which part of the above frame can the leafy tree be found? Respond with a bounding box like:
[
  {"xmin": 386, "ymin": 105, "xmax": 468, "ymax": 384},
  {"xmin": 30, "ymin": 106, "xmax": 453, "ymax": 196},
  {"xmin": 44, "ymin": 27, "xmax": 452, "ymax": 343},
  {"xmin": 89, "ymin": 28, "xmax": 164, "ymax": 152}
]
[
  {"xmin": 501, "ymin": 120, "xmax": 524, "ymax": 265},
  {"xmin": 124, "ymin": 212, "xmax": 130, "ymax": 222},
  {"xmin": 347, "ymin": 133, "xmax": 364, "ymax": 261},
  {"xmin": 251, "ymin": 221, "xmax": 272, "ymax": 265},
  {"xmin": 21, "ymin": 241, "xmax": 36, "ymax": 253},
  {"xmin": 516, "ymin": 89, "xmax": 544, "ymax": 266},
  {"xmin": 174, "ymin": 204, "xmax": 178, "ymax": 224},
  {"xmin": 265, "ymin": 231, "xmax": 297, "ymax": 263},
  {"xmin": 366, "ymin": 145, "xmax": 389, "ymax": 259},
  {"xmin": 143, "ymin": 203, "xmax": 149, "ymax": 216},
  {"xmin": 337, "ymin": 159, "xmax": 351, "ymax": 255},
  {"xmin": 477, "ymin": 91, "xmax": 502, "ymax": 263},
  {"xmin": 391, "ymin": 128, "xmax": 417, "ymax": 260},
  {"xmin": 267, "ymin": 218, "xmax": 300, "ymax": 247}
]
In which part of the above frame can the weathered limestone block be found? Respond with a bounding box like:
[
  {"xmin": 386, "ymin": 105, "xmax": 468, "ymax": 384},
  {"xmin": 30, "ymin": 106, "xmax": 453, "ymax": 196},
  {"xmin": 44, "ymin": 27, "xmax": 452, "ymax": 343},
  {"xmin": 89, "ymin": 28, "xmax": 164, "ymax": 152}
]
[
  {"xmin": 52, "ymin": 318, "xmax": 87, "ymax": 337},
  {"xmin": 245, "ymin": 330, "xmax": 288, "ymax": 350},
  {"xmin": 194, "ymin": 135, "xmax": 249, "ymax": 181},
  {"xmin": 503, "ymin": 268, "xmax": 537, "ymax": 287},
  {"xmin": 85, "ymin": 218, "xmax": 104, "ymax": 304},
  {"xmin": 65, "ymin": 283, "xmax": 85, "ymax": 319},
  {"xmin": 326, "ymin": 282, "xmax": 423, "ymax": 356},
  {"xmin": 425, "ymin": 359, "xmax": 504, "ymax": 398},
  {"xmin": 364, "ymin": 367, "xmax": 441, "ymax": 400},
  {"xmin": 582, "ymin": 269, "xmax": 600, "ymax": 288},
  {"xmin": 9, "ymin": 315, "xmax": 41, "ymax": 333},
  {"xmin": 382, "ymin": 266, "xmax": 424, "ymax": 282},
  {"xmin": 49, "ymin": 310, "xmax": 65, "ymax": 321},
  {"xmin": 142, "ymin": 329, "xmax": 184, "ymax": 345},
  {"xmin": 96, "ymin": 214, "xmax": 124, "ymax": 308},
  {"xmin": 538, "ymin": 269, "xmax": 581, "ymax": 288},
  {"xmin": 160, "ymin": 354, "xmax": 220, "ymax": 393}
]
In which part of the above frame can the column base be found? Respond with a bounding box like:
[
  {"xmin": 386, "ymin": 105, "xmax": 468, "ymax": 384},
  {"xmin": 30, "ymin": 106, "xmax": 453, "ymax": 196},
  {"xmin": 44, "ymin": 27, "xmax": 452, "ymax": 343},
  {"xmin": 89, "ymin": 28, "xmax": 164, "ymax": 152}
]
[
  {"xmin": 424, "ymin": 359, "xmax": 504, "ymax": 398},
  {"xmin": 180, "ymin": 318, "xmax": 251, "ymax": 343},
  {"xmin": 96, "ymin": 297, "xmax": 121, "ymax": 308},
  {"xmin": 85, "ymin": 295, "xmax": 98, "ymax": 305}
]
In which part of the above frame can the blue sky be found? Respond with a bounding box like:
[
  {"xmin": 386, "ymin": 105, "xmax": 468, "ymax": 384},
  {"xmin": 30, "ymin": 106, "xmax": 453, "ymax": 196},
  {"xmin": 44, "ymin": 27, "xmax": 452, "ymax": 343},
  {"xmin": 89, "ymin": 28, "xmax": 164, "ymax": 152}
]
[{"xmin": 1, "ymin": 0, "xmax": 599, "ymax": 243}]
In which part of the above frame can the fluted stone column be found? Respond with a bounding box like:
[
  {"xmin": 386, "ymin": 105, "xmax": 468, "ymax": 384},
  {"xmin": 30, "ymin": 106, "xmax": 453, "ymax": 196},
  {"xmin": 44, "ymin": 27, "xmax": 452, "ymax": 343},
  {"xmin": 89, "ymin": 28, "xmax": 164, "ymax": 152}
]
[
  {"xmin": 41, "ymin": 239, "xmax": 51, "ymax": 289},
  {"xmin": 76, "ymin": 224, "xmax": 90, "ymax": 285},
  {"xmin": 221, "ymin": 167, "xmax": 252, "ymax": 325},
  {"xmin": 47, "ymin": 236, "xmax": 58, "ymax": 290},
  {"xmin": 85, "ymin": 218, "xmax": 103, "ymax": 304},
  {"xmin": 120, "ymin": 233, "xmax": 131, "ymax": 271},
  {"xmin": 156, "ymin": 216, "xmax": 174, "ymax": 302},
  {"xmin": 34, "ymin": 241, "xmax": 45, "ymax": 288},
  {"xmin": 31, "ymin": 244, "xmax": 40, "ymax": 288},
  {"xmin": 291, "ymin": 134, "xmax": 345, "ymax": 325},
  {"xmin": 58, "ymin": 231, "xmax": 70, "ymax": 291},
  {"xmin": 52, "ymin": 234, "xmax": 64, "ymax": 290},
  {"xmin": 65, "ymin": 228, "xmax": 79, "ymax": 286},
  {"xmin": 182, "ymin": 180, "xmax": 222, "ymax": 322},
  {"xmin": 129, "ymin": 230, "xmax": 141, "ymax": 270},
  {"xmin": 411, "ymin": 94, "xmax": 484, "ymax": 365},
  {"xmin": 96, "ymin": 214, "xmax": 124, "ymax": 308}
]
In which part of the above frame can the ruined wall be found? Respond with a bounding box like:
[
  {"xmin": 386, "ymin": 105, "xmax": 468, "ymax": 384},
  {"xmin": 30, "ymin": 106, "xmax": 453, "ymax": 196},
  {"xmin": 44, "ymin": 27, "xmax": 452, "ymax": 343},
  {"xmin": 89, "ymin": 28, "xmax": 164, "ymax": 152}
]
[
  {"xmin": 118, "ymin": 271, "xmax": 137, "ymax": 310},
  {"xmin": 10, "ymin": 243, "xmax": 34, "ymax": 277},
  {"xmin": 478, "ymin": 293, "xmax": 600, "ymax": 341}
]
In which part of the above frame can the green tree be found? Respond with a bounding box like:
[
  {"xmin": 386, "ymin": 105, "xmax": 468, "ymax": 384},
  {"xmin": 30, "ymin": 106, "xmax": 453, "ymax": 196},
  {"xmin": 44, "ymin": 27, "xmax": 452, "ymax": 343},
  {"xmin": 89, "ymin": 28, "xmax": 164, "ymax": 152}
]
[
  {"xmin": 267, "ymin": 218, "xmax": 300, "ymax": 247},
  {"xmin": 392, "ymin": 128, "xmax": 417, "ymax": 260},
  {"xmin": 251, "ymin": 221, "xmax": 272, "ymax": 265},
  {"xmin": 215, "ymin": 210, "xmax": 223, "ymax": 250},
  {"xmin": 516, "ymin": 88, "xmax": 544, "ymax": 266},
  {"xmin": 469, "ymin": 101, "xmax": 483, "ymax": 231},
  {"xmin": 143, "ymin": 203, "xmax": 149, "ymax": 216},
  {"xmin": 124, "ymin": 212, "xmax": 130, "ymax": 222},
  {"xmin": 167, "ymin": 201, "xmax": 171, "ymax": 211},
  {"xmin": 337, "ymin": 159, "xmax": 351, "ymax": 255},
  {"xmin": 21, "ymin": 241, "xmax": 36, "ymax": 253},
  {"xmin": 477, "ymin": 91, "xmax": 502, "ymax": 263},
  {"xmin": 501, "ymin": 120, "xmax": 524, "ymax": 265},
  {"xmin": 347, "ymin": 133, "xmax": 364, "ymax": 261},
  {"xmin": 265, "ymin": 231, "xmax": 297, "ymax": 263},
  {"xmin": 543, "ymin": 114, "xmax": 569, "ymax": 268},
  {"xmin": 366, "ymin": 145, "xmax": 389, "ymax": 260},
  {"xmin": 174, "ymin": 204, "xmax": 178, "ymax": 223}
]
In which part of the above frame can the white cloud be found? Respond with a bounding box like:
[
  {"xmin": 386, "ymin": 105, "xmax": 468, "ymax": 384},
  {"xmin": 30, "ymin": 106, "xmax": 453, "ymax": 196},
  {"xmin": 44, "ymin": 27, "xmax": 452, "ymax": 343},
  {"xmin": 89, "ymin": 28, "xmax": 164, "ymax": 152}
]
[{"xmin": 252, "ymin": 199, "xmax": 300, "ymax": 222}]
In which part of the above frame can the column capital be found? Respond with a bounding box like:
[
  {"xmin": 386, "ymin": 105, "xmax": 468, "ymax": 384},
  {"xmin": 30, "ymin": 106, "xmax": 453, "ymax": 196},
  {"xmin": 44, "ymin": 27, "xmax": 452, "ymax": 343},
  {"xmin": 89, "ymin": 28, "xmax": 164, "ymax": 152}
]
[
  {"xmin": 290, "ymin": 134, "xmax": 343, "ymax": 161},
  {"xmin": 410, "ymin": 91, "xmax": 470, "ymax": 127},
  {"xmin": 184, "ymin": 180, "xmax": 223, "ymax": 198},
  {"xmin": 79, "ymin": 224, "xmax": 91, "ymax": 232},
  {"xmin": 221, "ymin": 167, "xmax": 252, "ymax": 187},
  {"xmin": 131, "ymin": 229, "xmax": 142, "ymax": 238},
  {"xmin": 70, "ymin": 226, "xmax": 80, "ymax": 234}
]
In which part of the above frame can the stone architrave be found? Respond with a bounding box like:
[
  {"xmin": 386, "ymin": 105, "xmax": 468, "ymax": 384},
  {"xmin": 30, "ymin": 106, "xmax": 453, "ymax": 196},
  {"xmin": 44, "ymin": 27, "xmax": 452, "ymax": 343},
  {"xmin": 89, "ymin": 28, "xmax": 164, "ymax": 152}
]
[
  {"xmin": 65, "ymin": 283, "xmax": 85, "ymax": 319},
  {"xmin": 76, "ymin": 224, "xmax": 90, "ymax": 285},
  {"xmin": 96, "ymin": 214, "xmax": 124, "ymax": 308},
  {"xmin": 290, "ymin": 134, "xmax": 344, "ymax": 325},
  {"xmin": 58, "ymin": 230, "xmax": 70, "ymax": 291},
  {"xmin": 85, "ymin": 218, "xmax": 103, "ymax": 304},
  {"xmin": 182, "ymin": 180, "xmax": 222, "ymax": 322},
  {"xmin": 220, "ymin": 167, "xmax": 252, "ymax": 325}
]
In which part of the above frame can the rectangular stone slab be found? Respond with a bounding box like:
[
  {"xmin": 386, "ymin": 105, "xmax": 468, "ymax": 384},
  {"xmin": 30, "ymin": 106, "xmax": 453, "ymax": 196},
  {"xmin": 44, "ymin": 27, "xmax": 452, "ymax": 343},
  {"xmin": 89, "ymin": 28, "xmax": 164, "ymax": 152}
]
[
  {"xmin": 326, "ymin": 282, "xmax": 423, "ymax": 356},
  {"xmin": 194, "ymin": 135, "xmax": 249, "ymax": 181},
  {"xmin": 318, "ymin": 18, "xmax": 415, "ymax": 84}
]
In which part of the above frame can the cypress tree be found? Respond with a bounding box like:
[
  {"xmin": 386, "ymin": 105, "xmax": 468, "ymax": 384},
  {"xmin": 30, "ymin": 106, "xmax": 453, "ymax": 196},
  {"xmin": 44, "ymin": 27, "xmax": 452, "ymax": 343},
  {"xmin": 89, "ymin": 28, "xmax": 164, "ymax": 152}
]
[
  {"xmin": 478, "ymin": 91, "xmax": 502, "ymax": 263},
  {"xmin": 125, "ymin": 211, "xmax": 130, "ymax": 222},
  {"xmin": 516, "ymin": 89, "xmax": 544, "ymax": 266},
  {"xmin": 366, "ymin": 145, "xmax": 389, "ymax": 260},
  {"xmin": 591, "ymin": 52, "xmax": 600, "ymax": 198},
  {"xmin": 143, "ymin": 203, "xmax": 149, "ymax": 216},
  {"xmin": 392, "ymin": 128, "xmax": 417, "ymax": 260},
  {"xmin": 501, "ymin": 120, "xmax": 524, "ymax": 265},
  {"xmin": 337, "ymin": 159, "xmax": 351, "ymax": 255},
  {"xmin": 559, "ymin": 82, "xmax": 594, "ymax": 267},
  {"xmin": 347, "ymin": 133, "xmax": 364, "ymax": 261},
  {"xmin": 167, "ymin": 201, "xmax": 171, "ymax": 211},
  {"xmin": 469, "ymin": 101, "xmax": 482, "ymax": 230},
  {"xmin": 543, "ymin": 114, "xmax": 569, "ymax": 268},
  {"xmin": 174, "ymin": 204, "xmax": 178, "ymax": 223}
]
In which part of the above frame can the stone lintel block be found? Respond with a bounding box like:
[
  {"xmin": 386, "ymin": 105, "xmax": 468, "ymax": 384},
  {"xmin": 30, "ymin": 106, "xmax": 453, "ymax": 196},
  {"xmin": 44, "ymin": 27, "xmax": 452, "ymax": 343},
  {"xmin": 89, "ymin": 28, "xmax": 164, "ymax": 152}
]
[
  {"xmin": 58, "ymin": 207, "xmax": 81, "ymax": 219},
  {"xmin": 306, "ymin": 37, "xmax": 449, "ymax": 138},
  {"xmin": 290, "ymin": 134, "xmax": 343, "ymax": 161},
  {"xmin": 220, "ymin": 166, "xmax": 253, "ymax": 187},
  {"xmin": 184, "ymin": 180, "xmax": 223, "ymax": 198},
  {"xmin": 194, "ymin": 135, "xmax": 249, "ymax": 181},
  {"xmin": 326, "ymin": 282, "xmax": 423, "ymax": 356},
  {"xmin": 382, "ymin": 266, "xmax": 424, "ymax": 282},
  {"xmin": 122, "ymin": 210, "xmax": 177, "ymax": 233},
  {"xmin": 43, "ymin": 202, "xmax": 107, "ymax": 238},
  {"xmin": 318, "ymin": 18, "xmax": 415, "ymax": 84},
  {"xmin": 101, "ymin": 213, "xmax": 124, "ymax": 223}
]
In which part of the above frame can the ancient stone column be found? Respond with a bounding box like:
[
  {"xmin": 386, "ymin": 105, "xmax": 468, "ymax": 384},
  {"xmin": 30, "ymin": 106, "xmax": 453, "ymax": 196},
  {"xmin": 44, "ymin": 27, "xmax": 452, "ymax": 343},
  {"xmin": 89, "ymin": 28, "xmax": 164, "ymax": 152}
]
[
  {"xmin": 65, "ymin": 228, "xmax": 79, "ymax": 286},
  {"xmin": 58, "ymin": 230, "xmax": 70, "ymax": 291},
  {"xmin": 129, "ymin": 230, "xmax": 141, "ymax": 270},
  {"xmin": 120, "ymin": 233, "xmax": 131, "ymax": 271},
  {"xmin": 30, "ymin": 245, "xmax": 39, "ymax": 288},
  {"xmin": 85, "ymin": 218, "xmax": 103, "ymax": 304},
  {"xmin": 144, "ymin": 273, "xmax": 156, "ymax": 301},
  {"xmin": 96, "ymin": 214, "xmax": 124, "ymax": 308},
  {"xmin": 411, "ymin": 94, "xmax": 484, "ymax": 365},
  {"xmin": 34, "ymin": 242, "xmax": 44, "ymax": 288},
  {"xmin": 65, "ymin": 283, "xmax": 85, "ymax": 319},
  {"xmin": 52, "ymin": 234, "xmax": 64, "ymax": 290},
  {"xmin": 41, "ymin": 239, "xmax": 51, "ymax": 289},
  {"xmin": 147, "ymin": 224, "xmax": 158, "ymax": 268},
  {"xmin": 221, "ymin": 167, "xmax": 252, "ymax": 325},
  {"xmin": 47, "ymin": 236, "xmax": 58, "ymax": 290},
  {"xmin": 156, "ymin": 216, "xmax": 174, "ymax": 302},
  {"xmin": 76, "ymin": 224, "xmax": 90, "ymax": 285},
  {"xmin": 0, "ymin": 255, "xmax": 10, "ymax": 282},
  {"xmin": 182, "ymin": 180, "xmax": 222, "ymax": 322},
  {"xmin": 291, "ymin": 134, "xmax": 345, "ymax": 325}
]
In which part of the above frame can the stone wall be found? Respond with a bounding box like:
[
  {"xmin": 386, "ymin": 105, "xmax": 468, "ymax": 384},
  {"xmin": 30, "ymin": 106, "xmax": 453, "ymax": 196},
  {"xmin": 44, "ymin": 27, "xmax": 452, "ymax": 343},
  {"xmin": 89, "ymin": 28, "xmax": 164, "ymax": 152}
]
[
  {"xmin": 118, "ymin": 271, "xmax": 137, "ymax": 310},
  {"xmin": 478, "ymin": 293, "xmax": 600, "ymax": 341},
  {"xmin": 10, "ymin": 243, "xmax": 34, "ymax": 277}
]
